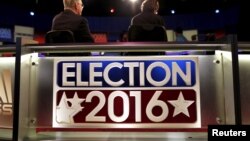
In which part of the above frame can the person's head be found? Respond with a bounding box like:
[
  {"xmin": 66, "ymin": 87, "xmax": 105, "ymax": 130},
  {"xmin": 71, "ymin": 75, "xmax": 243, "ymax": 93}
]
[
  {"xmin": 141, "ymin": 0, "xmax": 159, "ymax": 14},
  {"xmin": 63, "ymin": 0, "xmax": 84, "ymax": 15}
]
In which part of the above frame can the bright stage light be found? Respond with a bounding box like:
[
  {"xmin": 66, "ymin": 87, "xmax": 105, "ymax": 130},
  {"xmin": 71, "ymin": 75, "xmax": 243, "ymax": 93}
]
[
  {"xmin": 30, "ymin": 11, "xmax": 35, "ymax": 16},
  {"xmin": 171, "ymin": 10, "xmax": 175, "ymax": 14},
  {"xmin": 110, "ymin": 8, "xmax": 115, "ymax": 13},
  {"xmin": 215, "ymin": 9, "xmax": 220, "ymax": 14},
  {"xmin": 129, "ymin": 0, "xmax": 138, "ymax": 3}
]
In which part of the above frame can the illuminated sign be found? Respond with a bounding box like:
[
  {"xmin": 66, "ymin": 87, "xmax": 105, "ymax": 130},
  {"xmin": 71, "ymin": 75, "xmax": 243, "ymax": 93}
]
[
  {"xmin": 53, "ymin": 57, "xmax": 200, "ymax": 129},
  {"xmin": 0, "ymin": 69, "xmax": 13, "ymax": 116}
]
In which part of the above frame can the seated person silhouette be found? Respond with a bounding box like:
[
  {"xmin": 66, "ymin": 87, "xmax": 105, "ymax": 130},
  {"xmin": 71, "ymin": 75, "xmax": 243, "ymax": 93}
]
[
  {"xmin": 124, "ymin": 0, "xmax": 167, "ymax": 56},
  {"xmin": 46, "ymin": 0, "xmax": 94, "ymax": 56}
]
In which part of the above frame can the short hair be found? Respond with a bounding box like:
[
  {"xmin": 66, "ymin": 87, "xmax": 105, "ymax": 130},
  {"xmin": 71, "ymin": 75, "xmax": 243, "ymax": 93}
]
[
  {"xmin": 141, "ymin": 0, "xmax": 159, "ymax": 12},
  {"xmin": 63, "ymin": 0, "xmax": 81, "ymax": 8}
]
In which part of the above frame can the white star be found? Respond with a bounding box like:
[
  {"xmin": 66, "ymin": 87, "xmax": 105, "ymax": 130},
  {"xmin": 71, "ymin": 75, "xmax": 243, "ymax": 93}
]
[
  {"xmin": 67, "ymin": 92, "xmax": 85, "ymax": 118},
  {"xmin": 168, "ymin": 92, "xmax": 194, "ymax": 117},
  {"xmin": 67, "ymin": 92, "xmax": 85, "ymax": 109},
  {"xmin": 56, "ymin": 92, "xmax": 76, "ymax": 123}
]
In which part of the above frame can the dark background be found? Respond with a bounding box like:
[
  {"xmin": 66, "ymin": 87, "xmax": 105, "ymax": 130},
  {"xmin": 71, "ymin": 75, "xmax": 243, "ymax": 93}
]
[
  {"xmin": 0, "ymin": 0, "xmax": 248, "ymax": 41},
  {"xmin": 0, "ymin": 0, "xmax": 239, "ymax": 16}
]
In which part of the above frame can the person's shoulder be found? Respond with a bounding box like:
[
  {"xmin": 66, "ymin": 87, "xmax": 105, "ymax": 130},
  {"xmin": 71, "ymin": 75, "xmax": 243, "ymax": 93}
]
[
  {"xmin": 155, "ymin": 13, "xmax": 164, "ymax": 19},
  {"xmin": 63, "ymin": 10, "xmax": 85, "ymax": 19},
  {"xmin": 52, "ymin": 11, "xmax": 65, "ymax": 22},
  {"xmin": 53, "ymin": 11, "xmax": 64, "ymax": 17},
  {"xmin": 78, "ymin": 16, "xmax": 89, "ymax": 23},
  {"xmin": 147, "ymin": 12, "xmax": 164, "ymax": 20},
  {"xmin": 132, "ymin": 12, "xmax": 142, "ymax": 19},
  {"xmin": 131, "ymin": 13, "xmax": 142, "ymax": 23},
  {"xmin": 68, "ymin": 12, "xmax": 88, "ymax": 22}
]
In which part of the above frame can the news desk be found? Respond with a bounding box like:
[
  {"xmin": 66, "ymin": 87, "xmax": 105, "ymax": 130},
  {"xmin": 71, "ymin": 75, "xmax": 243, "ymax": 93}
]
[{"xmin": 0, "ymin": 36, "xmax": 249, "ymax": 141}]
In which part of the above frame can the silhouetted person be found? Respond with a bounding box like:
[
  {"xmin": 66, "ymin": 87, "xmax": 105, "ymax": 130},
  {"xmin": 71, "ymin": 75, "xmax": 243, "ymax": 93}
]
[
  {"xmin": 126, "ymin": 0, "xmax": 167, "ymax": 56},
  {"xmin": 51, "ymin": 0, "xmax": 94, "ymax": 43},
  {"xmin": 131, "ymin": 0, "xmax": 165, "ymax": 26}
]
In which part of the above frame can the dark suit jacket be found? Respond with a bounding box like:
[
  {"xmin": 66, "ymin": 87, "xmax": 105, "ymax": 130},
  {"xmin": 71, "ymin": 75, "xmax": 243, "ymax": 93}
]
[
  {"xmin": 131, "ymin": 11, "xmax": 165, "ymax": 26},
  {"xmin": 52, "ymin": 9, "xmax": 94, "ymax": 43},
  {"xmin": 126, "ymin": 11, "xmax": 166, "ymax": 56}
]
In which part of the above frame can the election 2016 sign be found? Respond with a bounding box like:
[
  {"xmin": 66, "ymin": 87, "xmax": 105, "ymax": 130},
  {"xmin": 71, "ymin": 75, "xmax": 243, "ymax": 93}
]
[{"xmin": 53, "ymin": 57, "xmax": 200, "ymax": 129}]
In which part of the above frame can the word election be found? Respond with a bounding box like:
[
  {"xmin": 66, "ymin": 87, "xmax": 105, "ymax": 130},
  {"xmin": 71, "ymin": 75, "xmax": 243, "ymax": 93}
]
[{"xmin": 57, "ymin": 60, "xmax": 196, "ymax": 88}]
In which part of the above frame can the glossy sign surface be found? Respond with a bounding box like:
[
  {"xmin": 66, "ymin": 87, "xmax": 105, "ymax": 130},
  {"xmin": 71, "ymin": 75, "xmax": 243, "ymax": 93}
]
[{"xmin": 53, "ymin": 57, "xmax": 200, "ymax": 129}]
